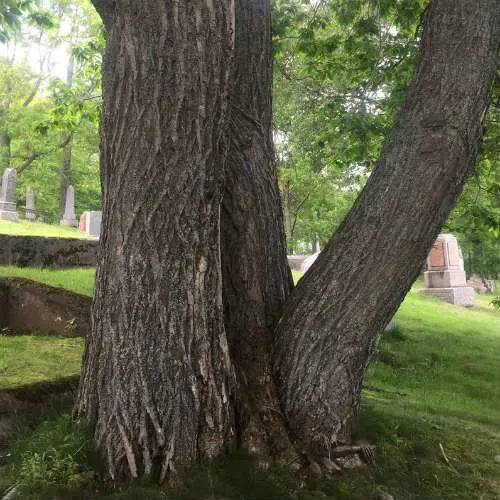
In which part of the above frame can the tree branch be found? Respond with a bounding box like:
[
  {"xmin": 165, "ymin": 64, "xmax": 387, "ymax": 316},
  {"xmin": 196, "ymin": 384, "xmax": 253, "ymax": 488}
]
[
  {"xmin": 22, "ymin": 32, "xmax": 47, "ymax": 108},
  {"xmin": 91, "ymin": 0, "xmax": 115, "ymax": 28},
  {"xmin": 16, "ymin": 134, "xmax": 73, "ymax": 175}
]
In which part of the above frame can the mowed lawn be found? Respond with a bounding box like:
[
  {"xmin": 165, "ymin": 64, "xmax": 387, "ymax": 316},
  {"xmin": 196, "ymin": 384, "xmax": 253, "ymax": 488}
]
[
  {"xmin": 0, "ymin": 336, "xmax": 84, "ymax": 390},
  {"xmin": 0, "ymin": 219, "xmax": 89, "ymax": 239},
  {"xmin": 0, "ymin": 269, "xmax": 499, "ymax": 499},
  {"xmin": 0, "ymin": 267, "xmax": 95, "ymax": 297}
]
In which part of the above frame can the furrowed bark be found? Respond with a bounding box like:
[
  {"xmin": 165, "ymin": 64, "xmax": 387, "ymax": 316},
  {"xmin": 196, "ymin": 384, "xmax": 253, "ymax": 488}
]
[
  {"xmin": 274, "ymin": 0, "xmax": 500, "ymax": 460},
  {"xmin": 76, "ymin": 0, "xmax": 236, "ymax": 482},
  {"xmin": 221, "ymin": 0, "xmax": 295, "ymax": 460}
]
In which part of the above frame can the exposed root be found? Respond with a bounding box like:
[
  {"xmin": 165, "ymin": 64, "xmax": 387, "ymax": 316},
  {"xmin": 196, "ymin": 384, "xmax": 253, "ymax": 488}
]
[{"xmin": 301, "ymin": 443, "xmax": 376, "ymax": 477}]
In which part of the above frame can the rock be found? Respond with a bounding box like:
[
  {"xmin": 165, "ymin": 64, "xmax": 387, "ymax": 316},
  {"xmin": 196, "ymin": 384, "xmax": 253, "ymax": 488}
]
[
  {"xmin": 374, "ymin": 491, "xmax": 394, "ymax": 500},
  {"xmin": 336, "ymin": 453, "xmax": 364, "ymax": 470},
  {"xmin": 309, "ymin": 460, "xmax": 322, "ymax": 476},
  {"xmin": 494, "ymin": 455, "xmax": 500, "ymax": 464}
]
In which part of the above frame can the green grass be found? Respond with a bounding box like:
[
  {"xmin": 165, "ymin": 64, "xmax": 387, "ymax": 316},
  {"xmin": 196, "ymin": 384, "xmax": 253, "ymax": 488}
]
[
  {"xmin": 1, "ymin": 270, "xmax": 499, "ymax": 499},
  {"xmin": 0, "ymin": 336, "xmax": 84, "ymax": 390},
  {"xmin": 0, "ymin": 267, "xmax": 95, "ymax": 297},
  {"xmin": 352, "ymin": 292, "xmax": 500, "ymax": 499},
  {"xmin": 0, "ymin": 219, "xmax": 90, "ymax": 239}
]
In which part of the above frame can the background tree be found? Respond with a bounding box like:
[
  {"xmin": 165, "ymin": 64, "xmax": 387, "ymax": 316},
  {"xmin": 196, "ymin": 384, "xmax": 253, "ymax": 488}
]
[
  {"xmin": 445, "ymin": 79, "xmax": 500, "ymax": 281},
  {"xmin": 0, "ymin": 0, "xmax": 102, "ymax": 221},
  {"xmin": 272, "ymin": 0, "xmax": 426, "ymax": 251}
]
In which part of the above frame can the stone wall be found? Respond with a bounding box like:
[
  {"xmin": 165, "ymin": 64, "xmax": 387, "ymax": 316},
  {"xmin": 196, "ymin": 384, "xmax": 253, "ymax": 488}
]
[
  {"xmin": 0, "ymin": 277, "xmax": 90, "ymax": 336},
  {"xmin": 0, "ymin": 235, "xmax": 98, "ymax": 268}
]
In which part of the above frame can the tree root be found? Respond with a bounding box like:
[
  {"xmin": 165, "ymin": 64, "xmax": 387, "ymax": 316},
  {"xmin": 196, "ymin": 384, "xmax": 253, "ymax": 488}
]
[{"xmin": 304, "ymin": 443, "xmax": 376, "ymax": 476}]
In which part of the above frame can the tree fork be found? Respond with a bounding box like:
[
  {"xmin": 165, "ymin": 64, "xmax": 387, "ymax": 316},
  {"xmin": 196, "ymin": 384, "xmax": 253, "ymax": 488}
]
[{"xmin": 274, "ymin": 0, "xmax": 500, "ymax": 463}]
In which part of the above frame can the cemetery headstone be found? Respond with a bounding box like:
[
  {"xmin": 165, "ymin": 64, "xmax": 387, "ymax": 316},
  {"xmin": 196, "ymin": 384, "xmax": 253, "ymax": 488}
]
[
  {"xmin": 79, "ymin": 210, "xmax": 102, "ymax": 238},
  {"xmin": 78, "ymin": 211, "xmax": 88, "ymax": 232},
  {"xmin": 86, "ymin": 211, "xmax": 102, "ymax": 238},
  {"xmin": 467, "ymin": 274, "xmax": 496, "ymax": 294},
  {"xmin": 421, "ymin": 234, "xmax": 474, "ymax": 306},
  {"xmin": 60, "ymin": 185, "xmax": 78, "ymax": 227},
  {"xmin": 0, "ymin": 168, "xmax": 19, "ymax": 222},
  {"xmin": 25, "ymin": 186, "xmax": 36, "ymax": 221},
  {"xmin": 300, "ymin": 252, "xmax": 320, "ymax": 273}
]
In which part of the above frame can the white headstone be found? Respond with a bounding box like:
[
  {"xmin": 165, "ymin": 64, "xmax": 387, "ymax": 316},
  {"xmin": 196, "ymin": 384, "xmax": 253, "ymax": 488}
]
[
  {"xmin": 25, "ymin": 186, "xmax": 36, "ymax": 221},
  {"xmin": 0, "ymin": 168, "xmax": 19, "ymax": 222},
  {"xmin": 300, "ymin": 252, "xmax": 320, "ymax": 273},
  {"xmin": 60, "ymin": 185, "xmax": 78, "ymax": 226},
  {"xmin": 86, "ymin": 210, "xmax": 102, "ymax": 238}
]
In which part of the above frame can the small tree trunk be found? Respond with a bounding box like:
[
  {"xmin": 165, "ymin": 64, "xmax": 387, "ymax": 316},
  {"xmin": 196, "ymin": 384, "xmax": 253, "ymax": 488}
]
[
  {"xmin": 281, "ymin": 179, "xmax": 292, "ymax": 251},
  {"xmin": 76, "ymin": 0, "xmax": 236, "ymax": 481},
  {"xmin": 274, "ymin": 0, "xmax": 500, "ymax": 461},
  {"xmin": 221, "ymin": 0, "xmax": 295, "ymax": 460},
  {"xmin": 0, "ymin": 131, "xmax": 10, "ymax": 170},
  {"xmin": 58, "ymin": 134, "xmax": 73, "ymax": 219},
  {"xmin": 58, "ymin": 56, "xmax": 74, "ymax": 220}
]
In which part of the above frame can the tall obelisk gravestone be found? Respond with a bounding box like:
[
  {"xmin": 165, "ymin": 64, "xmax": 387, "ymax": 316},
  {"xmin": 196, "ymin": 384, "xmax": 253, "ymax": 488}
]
[{"xmin": 60, "ymin": 185, "xmax": 78, "ymax": 226}]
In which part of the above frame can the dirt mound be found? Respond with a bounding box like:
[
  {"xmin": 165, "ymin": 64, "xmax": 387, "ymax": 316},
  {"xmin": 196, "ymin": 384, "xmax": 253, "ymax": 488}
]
[{"xmin": 0, "ymin": 277, "xmax": 90, "ymax": 337}]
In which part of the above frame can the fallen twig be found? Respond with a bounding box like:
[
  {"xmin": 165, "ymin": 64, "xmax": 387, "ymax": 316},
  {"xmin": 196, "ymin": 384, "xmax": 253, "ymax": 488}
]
[{"xmin": 439, "ymin": 443, "xmax": 458, "ymax": 474}]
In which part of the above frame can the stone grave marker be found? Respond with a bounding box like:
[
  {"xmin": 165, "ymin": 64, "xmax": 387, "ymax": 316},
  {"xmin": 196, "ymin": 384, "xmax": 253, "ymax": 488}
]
[
  {"xmin": 86, "ymin": 211, "xmax": 102, "ymax": 237},
  {"xmin": 421, "ymin": 234, "xmax": 474, "ymax": 306},
  {"xmin": 300, "ymin": 252, "xmax": 320, "ymax": 273},
  {"xmin": 60, "ymin": 185, "xmax": 78, "ymax": 227},
  {"xmin": 78, "ymin": 211, "xmax": 87, "ymax": 232},
  {"xmin": 0, "ymin": 168, "xmax": 19, "ymax": 222},
  {"xmin": 25, "ymin": 186, "xmax": 36, "ymax": 221},
  {"xmin": 79, "ymin": 210, "xmax": 102, "ymax": 238}
]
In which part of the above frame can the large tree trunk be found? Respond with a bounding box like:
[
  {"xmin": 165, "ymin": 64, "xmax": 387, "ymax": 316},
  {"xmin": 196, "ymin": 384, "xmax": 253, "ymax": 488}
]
[
  {"xmin": 274, "ymin": 0, "xmax": 500, "ymax": 462},
  {"xmin": 76, "ymin": 0, "xmax": 236, "ymax": 482},
  {"xmin": 221, "ymin": 0, "xmax": 295, "ymax": 460}
]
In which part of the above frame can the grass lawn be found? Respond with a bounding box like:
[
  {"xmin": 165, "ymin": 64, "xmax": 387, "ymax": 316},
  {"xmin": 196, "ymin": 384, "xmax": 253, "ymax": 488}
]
[
  {"xmin": 0, "ymin": 270, "xmax": 499, "ymax": 498},
  {"xmin": 0, "ymin": 267, "xmax": 95, "ymax": 297},
  {"xmin": 0, "ymin": 219, "xmax": 90, "ymax": 239},
  {"xmin": 0, "ymin": 336, "xmax": 84, "ymax": 390}
]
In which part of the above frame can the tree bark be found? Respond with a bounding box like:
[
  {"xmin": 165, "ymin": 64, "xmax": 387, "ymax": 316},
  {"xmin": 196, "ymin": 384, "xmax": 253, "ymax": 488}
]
[
  {"xmin": 274, "ymin": 0, "xmax": 500, "ymax": 462},
  {"xmin": 76, "ymin": 0, "xmax": 236, "ymax": 482},
  {"xmin": 221, "ymin": 0, "xmax": 295, "ymax": 460},
  {"xmin": 281, "ymin": 178, "xmax": 293, "ymax": 251}
]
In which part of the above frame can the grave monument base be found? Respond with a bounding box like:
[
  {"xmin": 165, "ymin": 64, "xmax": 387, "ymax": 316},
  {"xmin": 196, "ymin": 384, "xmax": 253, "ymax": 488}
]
[
  {"xmin": 60, "ymin": 219, "xmax": 78, "ymax": 227},
  {"xmin": 0, "ymin": 210, "xmax": 19, "ymax": 222},
  {"xmin": 420, "ymin": 286, "xmax": 474, "ymax": 307},
  {"xmin": 424, "ymin": 269, "xmax": 467, "ymax": 288}
]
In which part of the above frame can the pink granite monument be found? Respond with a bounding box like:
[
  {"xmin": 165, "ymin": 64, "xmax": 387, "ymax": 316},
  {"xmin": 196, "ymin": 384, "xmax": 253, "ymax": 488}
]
[
  {"xmin": 421, "ymin": 234, "xmax": 474, "ymax": 306},
  {"xmin": 78, "ymin": 211, "xmax": 88, "ymax": 232}
]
